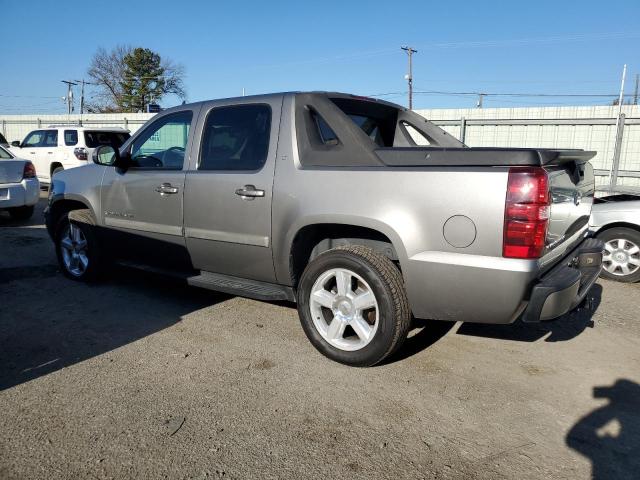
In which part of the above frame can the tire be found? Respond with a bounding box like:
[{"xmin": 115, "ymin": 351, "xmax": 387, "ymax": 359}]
[
  {"xmin": 52, "ymin": 166, "xmax": 64, "ymax": 176},
  {"xmin": 297, "ymin": 245, "xmax": 411, "ymax": 367},
  {"xmin": 8, "ymin": 205, "xmax": 34, "ymax": 220},
  {"xmin": 54, "ymin": 209, "xmax": 104, "ymax": 282},
  {"xmin": 597, "ymin": 227, "xmax": 640, "ymax": 283}
]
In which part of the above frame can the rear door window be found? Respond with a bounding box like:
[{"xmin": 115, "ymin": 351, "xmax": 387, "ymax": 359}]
[
  {"xmin": 84, "ymin": 131, "xmax": 131, "ymax": 148},
  {"xmin": 42, "ymin": 130, "xmax": 58, "ymax": 147},
  {"xmin": 64, "ymin": 130, "xmax": 78, "ymax": 146},
  {"xmin": 0, "ymin": 146, "xmax": 13, "ymax": 159},
  {"xmin": 199, "ymin": 104, "xmax": 271, "ymax": 171}
]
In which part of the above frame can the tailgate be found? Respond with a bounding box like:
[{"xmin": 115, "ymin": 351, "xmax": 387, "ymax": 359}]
[{"xmin": 544, "ymin": 151, "xmax": 596, "ymax": 259}]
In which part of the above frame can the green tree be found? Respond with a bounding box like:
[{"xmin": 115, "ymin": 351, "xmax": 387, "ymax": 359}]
[{"xmin": 120, "ymin": 47, "xmax": 185, "ymax": 112}]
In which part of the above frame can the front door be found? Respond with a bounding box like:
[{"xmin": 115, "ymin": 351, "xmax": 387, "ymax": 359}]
[
  {"xmin": 17, "ymin": 130, "xmax": 47, "ymax": 182},
  {"xmin": 100, "ymin": 109, "xmax": 198, "ymax": 270},
  {"xmin": 183, "ymin": 98, "xmax": 282, "ymax": 282}
]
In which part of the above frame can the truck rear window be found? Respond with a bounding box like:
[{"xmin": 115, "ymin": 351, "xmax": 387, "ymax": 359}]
[{"xmin": 84, "ymin": 131, "xmax": 130, "ymax": 148}]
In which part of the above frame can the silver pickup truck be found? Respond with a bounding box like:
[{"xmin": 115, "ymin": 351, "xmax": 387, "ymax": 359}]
[{"xmin": 45, "ymin": 92, "xmax": 603, "ymax": 366}]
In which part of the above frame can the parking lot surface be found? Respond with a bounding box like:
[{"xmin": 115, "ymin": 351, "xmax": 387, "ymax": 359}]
[{"xmin": 1, "ymin": 196, "xmax": 639, "ymax": 479}]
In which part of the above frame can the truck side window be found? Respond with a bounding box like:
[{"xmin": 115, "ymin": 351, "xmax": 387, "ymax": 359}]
[
  {"xmin": 22, "ymin": 130, "xmax": 45, "ymax": 148},
  {"xmin": 64, "ymin": 130, "xmax": 78, "ymax": 146},
  {"xmin": 42, "ymin": 130, "xmax": 58, "ymax": 147},
  {"xmin": 199, "ymin": 104, "xmax": 271, "ymax": 171},
  {"xmin": 310, "ymin": 110, "xmax": 339, "ymax": 146},
  {"xmin": 130, "ymin": 111, "xmax": 193, "ymax": 169}
]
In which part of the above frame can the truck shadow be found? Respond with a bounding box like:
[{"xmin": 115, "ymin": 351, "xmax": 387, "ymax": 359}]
[
  {"xmin": 455, "ymin": 283, "xmax": 602, "ymax": 343},
  {"xmin": 566, "ymin": 379, "xmax": 640, "ymax": 480},
  {"xmin": 0, "ymin": 265, "xmax": 230, "ymax": 391}
]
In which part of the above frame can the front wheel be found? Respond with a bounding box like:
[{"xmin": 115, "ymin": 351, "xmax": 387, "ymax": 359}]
[
  {"xmin": 54, "ymin": 210, "xmax": 104, "ymax": 282},
  {"xmin": 297, "ymin": 245, "xmax": 411, "ymax": 367}
]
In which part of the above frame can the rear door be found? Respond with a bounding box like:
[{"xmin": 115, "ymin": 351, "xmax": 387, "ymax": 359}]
[
  {"xmin": 183, "ymin": 97, "xmax": 282, "ymax": 282},
  {"xmin": 39, "ymin": 129, "xmax": 59, "ymax": 181},
  {"xmin": 100, "ymin": 108, "xmax": 199, "ymax": 270}
]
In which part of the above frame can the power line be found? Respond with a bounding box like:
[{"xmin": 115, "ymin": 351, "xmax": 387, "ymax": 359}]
[
  {"xmin": 0, "ymin": 93, "xmax": 60, "ymax": 99},
  {"xmin": 413, "ymin": 90, "xmax": 622, "ymax": 98}
]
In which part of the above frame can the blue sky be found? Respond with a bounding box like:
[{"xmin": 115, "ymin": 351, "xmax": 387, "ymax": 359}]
[{"xmin": 1, "ymin": 0, "xmax": 639, "ymax": 113}]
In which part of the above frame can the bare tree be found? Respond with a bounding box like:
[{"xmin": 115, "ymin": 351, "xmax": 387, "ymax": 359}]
[
  {"xmin": 87, "ymin": 45, "xmax": 186, "ymax": 113},
  {"xmin": 87, "ymin": 45, "xmax": 131, "ymax": 112}
]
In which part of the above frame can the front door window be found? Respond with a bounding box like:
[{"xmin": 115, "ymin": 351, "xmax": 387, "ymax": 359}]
[{"xmin": 130, "ymin": 111, "xmax": 193, "ymax": 169}]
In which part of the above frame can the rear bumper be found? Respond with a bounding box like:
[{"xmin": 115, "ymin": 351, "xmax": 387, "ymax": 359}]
[
  {"xmin": 0, "ymin": 178, "xmax": 40, "ymax": 209},
  {"xmin": 521, "ymin": 238, "xmax": 604, "ymax": 322}
]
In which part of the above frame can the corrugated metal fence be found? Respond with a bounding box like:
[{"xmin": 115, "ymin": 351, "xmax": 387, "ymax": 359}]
[
  {"xmin": 415, "ymin": 105, "xmax": 640, "ymax": 192},
  {"xmin": 2, "ymin": 105, "xmax": 639, "ymax": 191}
]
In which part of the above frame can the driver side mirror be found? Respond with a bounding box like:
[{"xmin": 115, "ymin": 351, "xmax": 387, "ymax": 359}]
[
  {"xmin": 10, "ymin": 140, "xmax": 20, "ymax": 147},
  {"xmin": 92, "ymin": 145, "xmax": 129, "ymax": 168}
]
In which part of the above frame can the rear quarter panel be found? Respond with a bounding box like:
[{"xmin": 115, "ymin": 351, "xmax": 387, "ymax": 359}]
[{"xmin": 273, "ymin": 96, "xmax": 538, "ymax": 323}]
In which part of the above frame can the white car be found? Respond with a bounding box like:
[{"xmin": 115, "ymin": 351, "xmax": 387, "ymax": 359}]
[
  {"xmin": 590, "ymin": 194, "xmax": 640, "ymax": 282},
  {"xmin": 0, "ymin": 145, "xmax": 39, "ymax": 220},
  {"xmin": 9, "ymin": 126, "xmax": 130, "ymax": 184}
]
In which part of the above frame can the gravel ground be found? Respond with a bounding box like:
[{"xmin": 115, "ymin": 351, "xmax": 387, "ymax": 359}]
[{"xmin": 1, "ymin": 195, "xmax": 638, "ymax": 479}]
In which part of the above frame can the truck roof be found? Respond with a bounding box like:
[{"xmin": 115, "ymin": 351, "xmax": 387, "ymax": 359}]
[{"xmin": 161, "ymin": 91, "xmax": 406, "ymax": 113}]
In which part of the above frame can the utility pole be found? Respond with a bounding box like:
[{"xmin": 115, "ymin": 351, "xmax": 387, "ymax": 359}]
[
  {"xmin": 61, "ymin": 80, "xmax": 77, "ymax": 116},
  {"xmin": 74, "ymin": 79, "xmax": 91, "ymax": 116},
  {"xmin": 401, "ymin": 46, "xmax": 418, "ymax": 109},
  {"xmin": 633, "ymin": 73, "xmax": 639, "ymax": 105},
  {"xmin": 608, "ymin": 64, "xmax": 627, "ymax": 192},
  {"xmin": 476, "ymin": 93, "xmax": 485, "ymax": 108}
]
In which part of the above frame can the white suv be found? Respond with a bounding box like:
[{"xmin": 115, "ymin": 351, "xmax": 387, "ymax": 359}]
[{"xmin": 10, "ymin": 126, "xmax": 130, "ymax": 184}]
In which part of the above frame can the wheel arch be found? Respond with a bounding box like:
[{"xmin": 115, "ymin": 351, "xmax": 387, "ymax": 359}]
[
  {"xmin": 594, "ymin": 222, "xmax": 640, "ymax": 236},
  {"xmin": 285, "ymin": 219, "xmax": 407, "ymax": 288},
  {"xmin": 50, "ymin": 162, "xmax": 63, "ymax": 176},
  {"xmin": 47, "ymin": 195, "xmax": 95, "ymax": 235}
]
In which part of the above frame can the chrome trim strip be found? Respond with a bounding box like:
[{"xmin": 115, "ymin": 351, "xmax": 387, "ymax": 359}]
[
  {"xmin": 185, "ymin": 227, "xmax": 269, "ymax": 248},
  {"xmin": 104, "ymin": 217, "xmax": 183, "ymax": 236}
]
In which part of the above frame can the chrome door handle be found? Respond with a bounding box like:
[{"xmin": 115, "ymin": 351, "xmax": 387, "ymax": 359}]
[
  {"xmin": 155, "ymin": 183, "xmax": 179, "ymax": 195},
  {"xmin": 235, "ymin": 184, "xmax": 265, "ymax": 199}
]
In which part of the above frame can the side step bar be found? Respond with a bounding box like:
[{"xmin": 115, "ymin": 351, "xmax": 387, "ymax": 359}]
[{"xmin": 187, "ymin": 271, "xmax": 295, "ymax": 302}]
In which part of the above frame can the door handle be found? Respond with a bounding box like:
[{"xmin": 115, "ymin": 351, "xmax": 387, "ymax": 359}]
[
  {"xmin": 235, "ymin": 184, "xmax": 265, "ymax": 199},
  {"xmin": 155, "ymin": 183, "xmax": 179, "ymax": 195}
]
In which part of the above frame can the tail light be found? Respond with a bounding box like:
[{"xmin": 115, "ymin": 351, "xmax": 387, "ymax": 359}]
[
  {"xmin": 503, "ymin": 167, "xmax": 550, "ymax": 259},
  {"xmin": 23, "ymin": 162, "xmax": 36, "ymax": 179},
  {"xmin": 74, "ymin": 147, "xmax": 88, "ymax": 160}
]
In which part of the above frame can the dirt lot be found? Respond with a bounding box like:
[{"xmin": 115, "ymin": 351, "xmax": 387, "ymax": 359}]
[{"xmin": 1, "ymin": 195, "xmax": 638, "ymax": 480}]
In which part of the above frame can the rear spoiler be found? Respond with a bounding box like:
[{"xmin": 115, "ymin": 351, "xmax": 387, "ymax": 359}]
[{"xmin": 375, "ymin": 147, "xmax": 596, "ymax": 168}]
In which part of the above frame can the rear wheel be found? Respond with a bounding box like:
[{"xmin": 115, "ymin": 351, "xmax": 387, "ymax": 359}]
[
  {"xmin": 54, "ymin": 210, "xmax": 104, "ymax": 282},
  {"xmin": 297, "ymin": 245, "xmax": 411, "ymax": 367},
  {"xmin": 597, "ymin": 227, "xmax": 640, "ymax": 283},
  {"xmin": 8, "ymin": 205, "xmax": 34, "ymax": 220}
]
